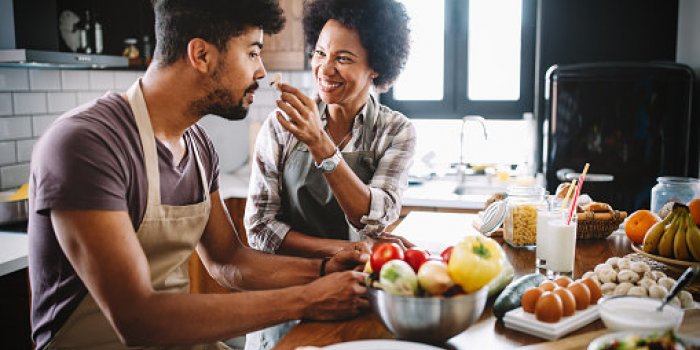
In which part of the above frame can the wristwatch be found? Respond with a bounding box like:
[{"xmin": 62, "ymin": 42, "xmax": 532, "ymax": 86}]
[{"xmin": 314, "ymin": 148, "xmax": 342, "ymax": 173}]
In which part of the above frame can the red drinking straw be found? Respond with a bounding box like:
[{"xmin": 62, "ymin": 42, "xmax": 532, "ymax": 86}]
[{"xmin": 567, "ymin": 163, "xmax": 590, "ymax": 225}]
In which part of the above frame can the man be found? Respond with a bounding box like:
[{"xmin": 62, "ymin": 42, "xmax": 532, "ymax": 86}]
[{"xmin": 28, "ymin": 0, "xmax": 369, "ymax": 349}]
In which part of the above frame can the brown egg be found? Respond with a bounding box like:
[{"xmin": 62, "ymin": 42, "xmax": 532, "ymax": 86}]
[
  {"xmin": 535, "ymin": 291, "xmax": 563, "ymax": 323},
  {"xmin": 552, "ymin": 287, "xmax": 576, "ymax": 316},
  {"xmin": 539, "ymin": 280, "xmax": 557, "ymax": 292},
  {"xmin": 521, "ymin": 287, "xmax": 544, "ymax": 313},
  {"xmin": 567, "ymin": 282, "xmax": 591, "ymax": 310},
  {"xmin": 554, "ymin": 276, "xmax": 573, "ymax": 288},
  {"xmin": 580, "ymin": 277, "xmax": 602, "ymax": 305}
]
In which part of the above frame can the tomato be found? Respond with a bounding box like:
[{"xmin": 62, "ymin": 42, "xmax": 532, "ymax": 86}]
[
  {"xmin": 370, "ymin": 243, "xmax": 404, "ymax": 272},
  {"xmin": 441, "ymin": 246, "xmax": 454, "ymax": 263},
  {"xmin": 404, "ymin": 248, "xmax": 429, "ymax": 272}
]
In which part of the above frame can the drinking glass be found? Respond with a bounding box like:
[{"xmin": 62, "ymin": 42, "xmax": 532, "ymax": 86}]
[
  {"xmin": 545, "ymin": 213, "xmax": 577, "ymax": 277},
  {"xmin": 535, "ymin": 206, "xmax": 561, "ymax": 270}
]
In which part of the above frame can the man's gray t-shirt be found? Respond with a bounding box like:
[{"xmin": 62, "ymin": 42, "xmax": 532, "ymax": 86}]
[{"xmin": 28, "ymin": 93, "xmax": 221, "ymax": 349}]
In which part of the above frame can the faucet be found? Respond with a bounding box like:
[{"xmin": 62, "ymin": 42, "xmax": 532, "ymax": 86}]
[{"xmin": 454, "ymin": 115, "xmax": 488, "ymax": 195}]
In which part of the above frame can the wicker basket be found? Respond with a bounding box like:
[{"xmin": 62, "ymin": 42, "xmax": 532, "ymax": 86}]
[{"xmin": 576, "ymin": 210, "xmax": 627, "ymax": 239}]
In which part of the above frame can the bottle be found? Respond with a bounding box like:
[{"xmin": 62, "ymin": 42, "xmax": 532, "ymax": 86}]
[
  {"xmin": 122, "ymin": 38, "xmax": 142, "ymax": 67},
  {"xmin": 82, "ymin": 10, "xmax": 94, "ymax": 54},
  {"xmin": 142, "ymin": 35, "xmax": 153, "ymax": 66},
  {"xmin": 94, "ymin": 14, "xmax": 103, "ymax": 54}
]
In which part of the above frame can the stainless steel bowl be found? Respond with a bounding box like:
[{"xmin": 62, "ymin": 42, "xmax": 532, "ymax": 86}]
[
  {"xmin": 0, "ymin": 194, "xmax": 28, "ymax": 225},
  {"xmin": 368, "ymin": 286, "xmax": 488, "ymax": 344}
]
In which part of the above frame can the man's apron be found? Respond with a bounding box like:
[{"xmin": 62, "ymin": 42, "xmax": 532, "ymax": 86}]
[
  {"xmin": 47, "ymin": 80, "xmax": 227, "ymax": 350},
  {"xmin": 245, "ymin": 96, "xmax": 379, "ymax": 350}
]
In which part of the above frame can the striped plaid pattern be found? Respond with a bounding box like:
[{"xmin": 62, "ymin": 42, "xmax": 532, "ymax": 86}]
[{"xmin": 244, "ymin": 101, "xmax": 416, "ymax": 253}]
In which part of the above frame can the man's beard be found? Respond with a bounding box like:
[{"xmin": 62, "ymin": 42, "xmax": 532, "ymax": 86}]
[
  {"xmin": 191, "ymin": 56, "xmax": 259, "ymax": 121},
  {"xmin": 191, "ymin": 81, "xmax": 258, "ymax": 121}
]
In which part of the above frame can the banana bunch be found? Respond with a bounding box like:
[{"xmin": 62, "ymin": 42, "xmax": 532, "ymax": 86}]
[{"xmin": 643, "ymin": 203, "xmax": 700, "ymax": 261}]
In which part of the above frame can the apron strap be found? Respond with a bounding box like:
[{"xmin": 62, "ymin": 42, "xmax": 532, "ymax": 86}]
[
  {"xmin": 127, "ymin": 79, "xmax": 162, "ymax": 209},
  {"xmin": 189, "ymin": 133, "xmax": 210, "ymax": 197},
  {"xmin": 127, "ymin": 79, "xmax": 211, "ymax": 208}
]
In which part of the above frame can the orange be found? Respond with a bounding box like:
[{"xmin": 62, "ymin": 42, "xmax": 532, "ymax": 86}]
[
  {"xmin": 689, "ymin": 198, "xmax": 700, "ymax": 226},
  {"xmin": 624, "ymin": 210, "xmax": 661, "ymax": 244}
]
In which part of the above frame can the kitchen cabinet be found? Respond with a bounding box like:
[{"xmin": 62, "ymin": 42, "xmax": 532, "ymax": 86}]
[
  {"xmin": 46, "ymin": 0, "xmax": 156, "ymax": 58},
  {"xmin": 261, "ymin": 0, "xmax": 307, "ymax": 70},
  {"xmin": 188, "ymin": 197, "xmax": 248, "ymax": 294},
  {"xmin": 0, "ymin": 269, "xmax": 31, "ymax": 349}
]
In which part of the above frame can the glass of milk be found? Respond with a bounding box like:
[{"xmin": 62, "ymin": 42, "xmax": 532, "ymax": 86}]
[
  {"xmin": 535, "ymin": 206, "xmax": 561, "ymax": 271},
  {"xmin": 545, "ymin": 213, "xmax": 577, "ymax": 277}
]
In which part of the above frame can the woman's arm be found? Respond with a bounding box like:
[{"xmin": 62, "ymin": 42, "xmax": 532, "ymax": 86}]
[{"xmin": 274, "ymin": 83, "xmax": 417, "ymax": 237}]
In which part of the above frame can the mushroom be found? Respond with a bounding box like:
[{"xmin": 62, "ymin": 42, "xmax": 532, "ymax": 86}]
[
  {"xmin": 627, "ymin": 286, "xmax": 647, "ymax": 297},
  {"xmin": 617, "ymin": 269, "xmax": 640, "ymax": 284},
  {"xmin": 648, "ymin": 285, "xmax": 667, "ymax": 299},
  {"xmin": 630, "ymin": 261, "xmax": 650, "ymax": 274},
  {"xmin": 597, "ymin": 269, "xmax": 618, "ymax": 284},
  {"xmin": 657, "ymin": 277, "xmax": 676, "ymax": 291},
  {"xmin": 601, "ymin": 282, "xmax": 617, "ymax": 296},
  {"xmin": 613, "ymin": 282, "xmax": 634, "ymax": 296},
  {"xmin": 679, "ymin": 291, "xmax": 695, "ymax": 309},
  {"xmin": 638, "ymin": 277, "xmax": 656, "ymax": 290}
]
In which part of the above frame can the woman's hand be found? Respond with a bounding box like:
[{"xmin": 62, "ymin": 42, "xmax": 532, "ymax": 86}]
[
  {"xmin": 370, "ymin": 232, "xmax": 416, "ymax": 251},
  {"xmin": 275, "ymin": 83, "xmax": 332, "ymax": 153}
]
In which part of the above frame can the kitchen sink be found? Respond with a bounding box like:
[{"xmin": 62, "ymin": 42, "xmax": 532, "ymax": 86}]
[{"xmin": 403, "ymin": 175, "xmax": 508, "ymax": 209}]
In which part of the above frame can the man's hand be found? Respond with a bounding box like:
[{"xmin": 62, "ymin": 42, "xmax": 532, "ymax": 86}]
[
  {"xmin": 324, "ymin": 241, "xmax": 370, "ymax": 274},
  {"xmin": 301, "ymin": 271, "xmax": 369, "ymax": 321}
]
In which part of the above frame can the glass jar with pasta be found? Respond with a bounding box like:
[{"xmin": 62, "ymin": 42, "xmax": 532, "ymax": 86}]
[{"xmin": 503, "ymin": 186, "xmax": 547, "ymax": 248}]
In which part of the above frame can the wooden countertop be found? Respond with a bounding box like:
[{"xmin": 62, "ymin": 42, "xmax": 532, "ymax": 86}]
[{"xmin": 273, "ymin": 211, "xmax": 689, "ymax": 350}]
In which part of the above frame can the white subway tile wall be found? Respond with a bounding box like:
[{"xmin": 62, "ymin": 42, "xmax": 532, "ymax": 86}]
[
  {"xmin": 0, "ymin": 68, "xmax": 29, "ymax": 91},
  {"xmin": 13, "ymin": 93, "xmax": 47, "ymax": 115},
  {"xmin": 60, "ymin": 70, "xmax": 90, "ymax": 90},
  {"xmin": 32, "ymin": 115, "xmax": 60, "ymax": 137},
  {"xmin": 1, "ymin": 163, "xmax": 30, "ymax": 189},
  {"xmin": 29, "ymin": 70, "xmax": 61, "ymax": 91},
  {"xmin": 89, "ymin": 71, "xmax": 116, "ymax": 90},
  {"xmin": 0, "ymin": 94, "xmax": 12, "ymax": 116},
  {"xmin": 16, "ymin": 139, "xmax": 35, "ymax": 163},
  {"xmin": 47, "ymin": 92, "xmax": 78, "ymax": 113},
  {"xmin": 0, "ymin": 142, "xmax": 16, "ymax": 165},
  {"xmin": 0, "ymin": 68, "xmax": 315, "ymax": 190}
]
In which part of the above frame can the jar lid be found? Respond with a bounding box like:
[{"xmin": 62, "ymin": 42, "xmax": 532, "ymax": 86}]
[
  {"xmin": 479, "ymin": 200, "xmax": 507, "ymax": 235},
  {"xmin": 657, "ymin": 176, "xmax": 700, "ymax": 184}
]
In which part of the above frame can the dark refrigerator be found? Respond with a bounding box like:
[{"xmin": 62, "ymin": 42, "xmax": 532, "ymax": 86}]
[{"xmin": 542, "ymin": 62, "xmax": 696, "ymax": 212}]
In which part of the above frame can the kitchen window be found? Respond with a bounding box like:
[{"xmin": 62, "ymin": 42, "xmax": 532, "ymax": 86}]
[{"xmin": 382, "ymin": 0, "xmax": 536, "ymax": 119}]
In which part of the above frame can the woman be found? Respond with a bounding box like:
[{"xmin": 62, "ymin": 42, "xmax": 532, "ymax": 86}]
[{"xmin": 244, "ymin": 0, "xmax": 413, "ymax": 347}]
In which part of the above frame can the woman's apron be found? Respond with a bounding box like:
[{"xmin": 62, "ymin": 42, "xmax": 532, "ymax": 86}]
[
  {"xmin": 245, "ymin": 96, "xmax": 379, "ymax": 350},
  {"xmin": 279, "ymin": 95, "xmax": 379, "ymax": 240},
  {"xmin": 47, "ymin": 80, "xmax": 227, "ymax": 350}
]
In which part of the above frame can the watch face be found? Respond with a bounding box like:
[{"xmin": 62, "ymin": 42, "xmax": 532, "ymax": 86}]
[{"xmin": 321, "ymin": 160, "xmax": 337, "ymax": 172}]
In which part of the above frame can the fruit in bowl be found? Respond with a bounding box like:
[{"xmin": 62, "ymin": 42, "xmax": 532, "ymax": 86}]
[
  {"xmin": 642, "ymin": 202, "xmax": 700, "ymax": 262},
  {"xmin": 366, "ymin": 236, "xmax": 507, "ymax": 343}
]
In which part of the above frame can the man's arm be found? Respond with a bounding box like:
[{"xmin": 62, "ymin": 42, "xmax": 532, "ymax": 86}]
[
  {"xmin": 197, "ymin": 191, "xmax": 368, "ymax": 289},
  {"xmin": 52, "ymin": 205, "xmax": 367, "ymax": 347}
]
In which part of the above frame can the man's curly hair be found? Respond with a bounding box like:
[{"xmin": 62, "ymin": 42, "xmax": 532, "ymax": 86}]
[
  {"xmin": 152, "ymin": 0, "xmax": 285, "ymax": 66},
  {"xmin": 303, "ymin": 0, "xmax": 411, "ymax": 90}
]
